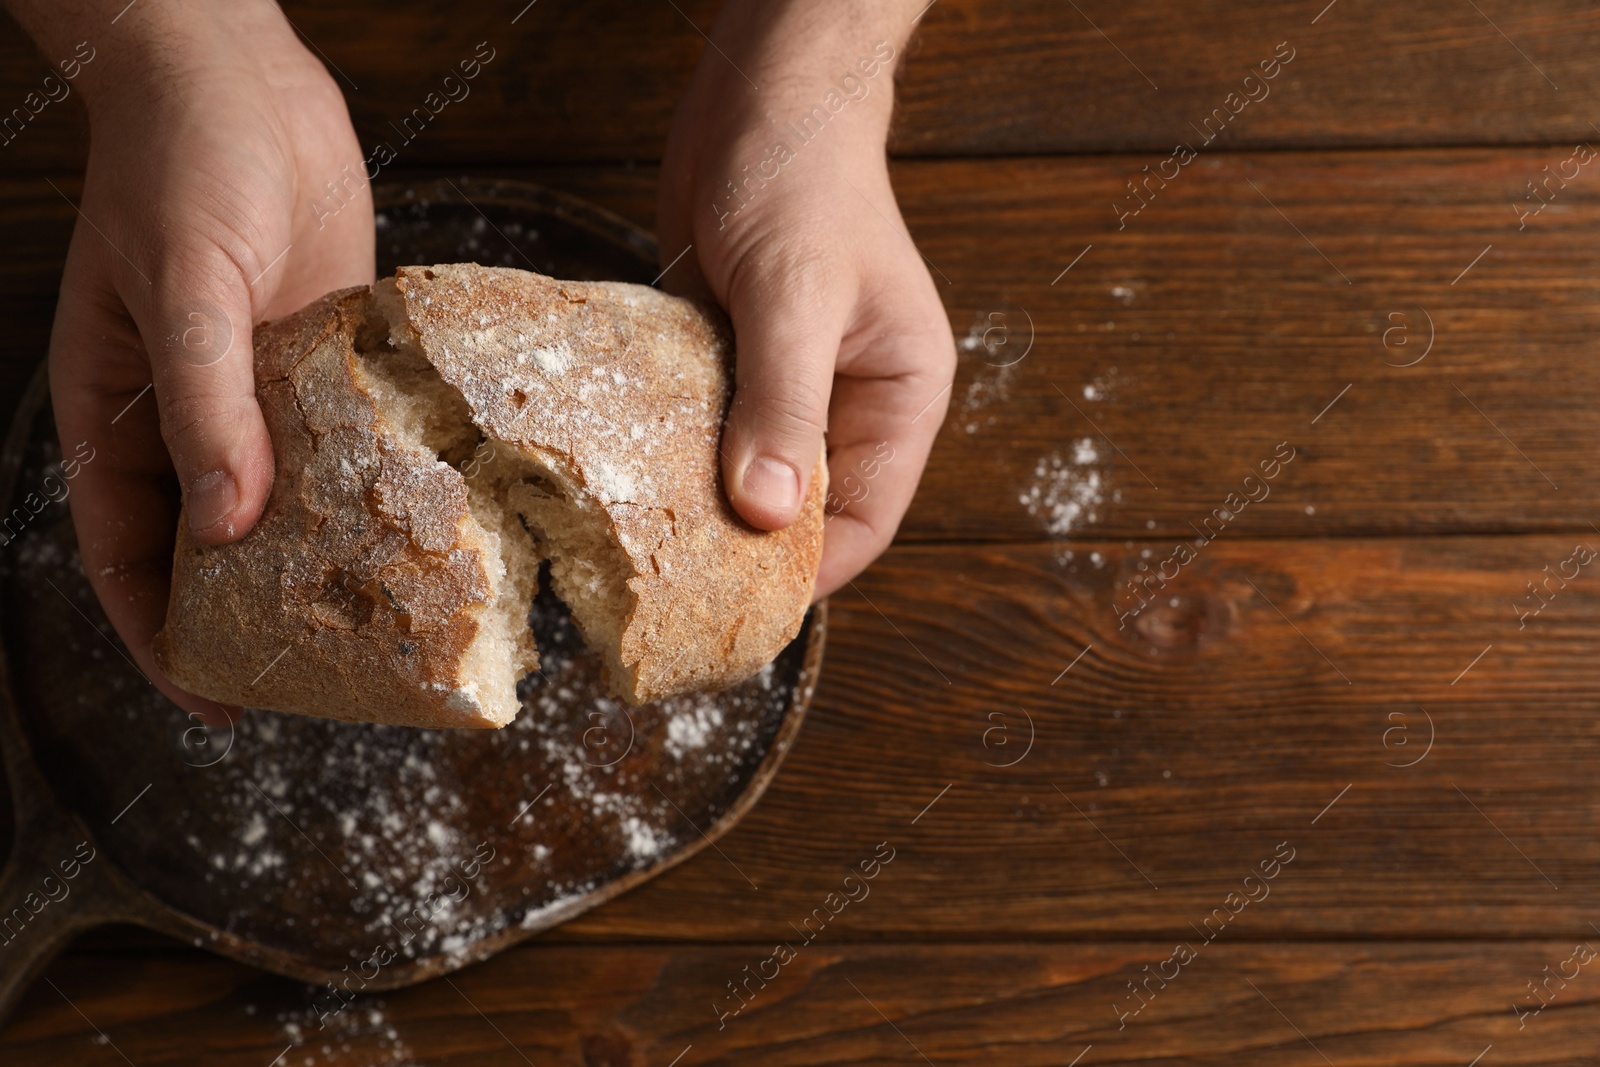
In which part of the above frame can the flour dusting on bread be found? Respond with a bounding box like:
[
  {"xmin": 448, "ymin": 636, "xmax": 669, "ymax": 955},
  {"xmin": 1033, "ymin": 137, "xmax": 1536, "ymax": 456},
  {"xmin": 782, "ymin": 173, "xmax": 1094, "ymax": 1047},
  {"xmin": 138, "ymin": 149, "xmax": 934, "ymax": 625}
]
[{"xmin": 152, "ymin": 265, "xmax": 824, "ymax": 728}]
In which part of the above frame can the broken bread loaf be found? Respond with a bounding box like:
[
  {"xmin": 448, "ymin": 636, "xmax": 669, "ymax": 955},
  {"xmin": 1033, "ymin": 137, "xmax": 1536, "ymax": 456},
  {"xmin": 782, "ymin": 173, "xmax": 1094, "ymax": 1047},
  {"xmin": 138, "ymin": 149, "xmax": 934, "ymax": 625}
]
[{"xmin": 152, "ymin": 264, "xmax": 825, "ymax": 728}]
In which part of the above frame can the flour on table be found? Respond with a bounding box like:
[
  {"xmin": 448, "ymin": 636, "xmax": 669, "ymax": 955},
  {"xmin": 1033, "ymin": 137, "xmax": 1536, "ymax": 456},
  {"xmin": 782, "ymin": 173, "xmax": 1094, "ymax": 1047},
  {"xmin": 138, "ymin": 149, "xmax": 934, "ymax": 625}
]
[
  {"xmin": 1021, "ymin": 439, "xmax": 1107, "ymax": 536},
  {"xmin": 240, "ymin": 813, "xmax": 268, "ymax": 846},
  {"xmin": 1080, "ymin": 366, "xmax": 1121, "ymax": 403},
  {"xmin": 954, "ymin": 310, "xmax": 1021, "ymax": 435},
  {"xmin": 275, "ymin": 1001, "xmax": 413, "ymax": 1066}
]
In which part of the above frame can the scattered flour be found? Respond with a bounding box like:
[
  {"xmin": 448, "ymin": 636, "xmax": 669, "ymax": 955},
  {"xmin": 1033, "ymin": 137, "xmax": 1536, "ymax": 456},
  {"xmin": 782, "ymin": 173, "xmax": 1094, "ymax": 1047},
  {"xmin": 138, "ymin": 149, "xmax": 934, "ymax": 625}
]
[
  {"xmin": 240, "ymin": 813, "xmax": 268, "ymax": 846},
  {"xmin": 955, "ymin": 310, "xmax": 1023, "ymax": 435},
  {"xmin": 1080, "ymin": 366, "xmax": 1121, "ymax": 403},
  {"xmin": 957, "ymin": 363, "xmax": 1016, "ymax": 435},
  {"xmin": 665, "ymin": 698, "xmax": 725, "ymax": 760},
  {"xmin": 523, "ymin": 340, "xmax": 573, "ymax": 374},
  {"xmin": 1020, "ymin": 439, "xmax": 1107, "ymax": 536},
  {"xmin": 585, "ymin": 455, "xmax": 639, "ymax": 505},
  {"xmin": 622, "ymin": 816, "xmax": 667, "ymax": 860},
  {"xmin": 275, "ymin": 1001, "xmax": 413, "ymax": 1065},
  {"xmin": 955, "ymin": 310, "xmax": 997, "ymax": 356}
]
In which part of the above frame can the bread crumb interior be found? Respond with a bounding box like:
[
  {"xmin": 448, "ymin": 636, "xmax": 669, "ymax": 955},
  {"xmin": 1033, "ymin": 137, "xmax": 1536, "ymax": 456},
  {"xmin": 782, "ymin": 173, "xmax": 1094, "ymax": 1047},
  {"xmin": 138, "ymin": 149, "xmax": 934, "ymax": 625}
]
[
  {"xmin": 353, "ymin": 291, "xmax": 542, "ymax": 724},
  {"xmin": 508, "ymin": 472, "xmax": 637, "ymax": 698},
  {"xmin": 356, "ymin": 280, "xmax": 644, "ymax": 713}
]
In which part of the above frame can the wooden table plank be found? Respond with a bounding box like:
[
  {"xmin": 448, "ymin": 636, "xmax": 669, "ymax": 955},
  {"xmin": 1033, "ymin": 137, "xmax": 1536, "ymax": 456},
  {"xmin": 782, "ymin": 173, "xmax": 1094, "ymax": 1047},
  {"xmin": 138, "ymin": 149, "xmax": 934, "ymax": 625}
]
[
  {"xmin": 5, "ymin": 2, "xmax": 1600, "ymax": 169},
  {"xmin": 897, "ymin": 147, "xmax": 1600, "ymax": 541},
  {"xmin": 4, "ymin": 940, "xmax": 1596, "ymax": 1065},
  {"xmin": 531, "ymin": 536, "xmax": 1600, "ymax": 941},
  {"xmin": 12, "ymin": 147, "xmax": 1600, "ymax": 542},
  {"xmin": 4, "ymin": 537, "xmax": 1594, "ymax": 950},
  {"xmin": 6, "ymin": 3, "xmax": 1600, "ymax": 1062}
]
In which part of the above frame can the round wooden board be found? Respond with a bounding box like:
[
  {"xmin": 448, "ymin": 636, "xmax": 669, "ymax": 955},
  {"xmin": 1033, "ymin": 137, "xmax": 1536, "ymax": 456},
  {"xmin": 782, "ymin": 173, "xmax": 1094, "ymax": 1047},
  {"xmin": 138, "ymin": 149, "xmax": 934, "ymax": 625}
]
[{"xmin": 0, "ymin": 177, "xmax": 824, "ymax": 1018}]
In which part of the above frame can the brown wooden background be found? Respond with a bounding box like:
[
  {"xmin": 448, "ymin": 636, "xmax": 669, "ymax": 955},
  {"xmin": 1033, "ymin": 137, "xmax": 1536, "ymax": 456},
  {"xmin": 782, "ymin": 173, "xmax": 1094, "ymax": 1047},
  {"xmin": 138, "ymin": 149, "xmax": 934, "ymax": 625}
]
[{"xmin": 7, "ymin": 1, "xmax": 1600, "ymax": 1063}]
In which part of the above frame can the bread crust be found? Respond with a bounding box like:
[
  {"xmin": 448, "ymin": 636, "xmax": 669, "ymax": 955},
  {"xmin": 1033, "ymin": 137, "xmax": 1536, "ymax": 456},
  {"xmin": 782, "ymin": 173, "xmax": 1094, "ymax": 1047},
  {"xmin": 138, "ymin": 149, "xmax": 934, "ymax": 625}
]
[
  {"xmin": 152, "ymin": 266, "xmax": 824, "ymax": 725},
  {"xmin": 390, "ymin": 264, "xmax": 824, "ymax": 704},
  {"xmin": 153, "ymin": 287, "xmax": 514, "ymax": 728}
]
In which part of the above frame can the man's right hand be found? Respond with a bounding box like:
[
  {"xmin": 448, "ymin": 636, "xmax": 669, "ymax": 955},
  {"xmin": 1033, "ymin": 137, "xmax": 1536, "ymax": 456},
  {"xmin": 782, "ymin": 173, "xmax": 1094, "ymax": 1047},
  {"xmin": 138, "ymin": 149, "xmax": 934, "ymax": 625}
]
[{"xmin": 7, "ymin": 0, "xmax": 374, "ymax": 722}]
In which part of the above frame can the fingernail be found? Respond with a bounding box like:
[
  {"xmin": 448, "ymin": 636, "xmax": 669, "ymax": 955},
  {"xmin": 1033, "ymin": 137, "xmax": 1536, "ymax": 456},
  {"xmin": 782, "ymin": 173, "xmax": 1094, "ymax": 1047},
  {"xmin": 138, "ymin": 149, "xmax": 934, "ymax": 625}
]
[
  {"xmin": 187, "ymin": 470, "xmax": 237, "ymax": 537},
  {"xmin": 740, "ymin": 455, "xmax": 801, "ymax": 516}
]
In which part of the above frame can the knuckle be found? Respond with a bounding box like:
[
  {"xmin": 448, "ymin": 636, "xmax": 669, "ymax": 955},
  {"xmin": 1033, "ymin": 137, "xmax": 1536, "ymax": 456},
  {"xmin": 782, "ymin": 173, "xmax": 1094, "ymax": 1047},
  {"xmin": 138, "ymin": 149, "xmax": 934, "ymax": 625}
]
[
  {"xmin": 724, "ymin": 231, "xmax": 841, "ymax": 321},
  {"xmin": 733, "ymin": 383, "xmax": 830, "ymax": 443},
  {"xmin": 157, "ymin": 390, "xmax": 254, "ymax": 467},
  {"xmin": 833, "ymin": 501, "xmax": 899, "ymax": 559},
  {"xmin": 921, "ymin": 318, "xmax": 958, "ymax": 373},
  {"xmin": 150, "ymin": 256, "xmax": 247, "ymax": 322}
]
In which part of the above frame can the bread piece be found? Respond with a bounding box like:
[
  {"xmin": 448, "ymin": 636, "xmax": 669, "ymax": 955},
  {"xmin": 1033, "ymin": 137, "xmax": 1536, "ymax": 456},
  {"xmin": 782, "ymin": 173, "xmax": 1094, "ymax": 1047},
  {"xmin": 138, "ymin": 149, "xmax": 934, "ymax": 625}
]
[
  {"xmin": 152, "ymin": 265, "xmax": 824, "ymax": 728},
  {"xmin": 152, "ymin": 286, "xmax": 540, "ymax": 728}
]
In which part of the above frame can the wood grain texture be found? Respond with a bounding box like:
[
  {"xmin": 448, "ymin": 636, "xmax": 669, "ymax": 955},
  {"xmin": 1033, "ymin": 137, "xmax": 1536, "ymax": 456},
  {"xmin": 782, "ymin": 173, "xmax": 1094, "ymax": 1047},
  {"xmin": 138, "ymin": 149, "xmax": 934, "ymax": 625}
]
[
  {"xmin": 6, "ymin": 3, "xmax": 1600, "ymax": 1055},
  {"xmin": 11, "ymin": 146, "xmax": 1600, "ymax": 544},
  {"xmin": 3, "ymin": 940, "xmax": 1597, "ymax": 1065},
  {"xmin": 9, "ymin": 538, "xmax": 1596, "ymax": 951},
  {"xmin": 531, "ymin": 537, "xmax": 1600, "ymax": 941},
  {"xmin": 893, "ymin": 147, "xmax": 1600, "ymax": 542},
  {"xmin": 4, "ymin": 2, "xmax": 1600, "ymax": 167}
]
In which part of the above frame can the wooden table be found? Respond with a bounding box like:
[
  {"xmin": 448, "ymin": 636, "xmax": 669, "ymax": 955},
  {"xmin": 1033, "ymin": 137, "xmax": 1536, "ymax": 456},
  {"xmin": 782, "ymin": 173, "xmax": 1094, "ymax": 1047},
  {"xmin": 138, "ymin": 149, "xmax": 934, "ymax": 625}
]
[{"xmin": 6, "ymin": 2, "xmax": 1600, "ymax": 1063}]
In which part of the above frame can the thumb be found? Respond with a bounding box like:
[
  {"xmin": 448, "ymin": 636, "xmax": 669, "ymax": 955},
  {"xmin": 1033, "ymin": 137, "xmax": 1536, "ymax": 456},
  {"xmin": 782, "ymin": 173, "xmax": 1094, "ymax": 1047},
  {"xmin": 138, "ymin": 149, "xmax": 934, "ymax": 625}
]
[
  {"xmin": 139, "ymin": 249, "xmax": 274, "ymax": 545},
  {"xmin": 719, "ymin": 260, "xmax": 844, "ymax": 530}
]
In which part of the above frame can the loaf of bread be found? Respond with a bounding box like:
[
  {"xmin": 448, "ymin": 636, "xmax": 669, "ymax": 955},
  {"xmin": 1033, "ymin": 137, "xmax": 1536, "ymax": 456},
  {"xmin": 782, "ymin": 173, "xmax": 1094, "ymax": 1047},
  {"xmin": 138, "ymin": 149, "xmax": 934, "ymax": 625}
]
[{"xmin": 151, "ymin": 265, "xmax": 825, "ymax": 728}]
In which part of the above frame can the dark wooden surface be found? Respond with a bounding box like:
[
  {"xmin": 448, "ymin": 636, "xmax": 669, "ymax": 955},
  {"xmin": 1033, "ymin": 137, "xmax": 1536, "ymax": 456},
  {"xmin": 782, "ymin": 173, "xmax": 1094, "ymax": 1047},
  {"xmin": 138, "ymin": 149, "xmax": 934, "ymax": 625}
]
[
  {"xmin": 7, "ymin": 2, "xmax": 1600, "ymax": 1065},
  {"xmin": 6, "ymin": 1, "xmax": 1600, "ymax": 163},
  {"xmin": 10, "ymin": 941, "xmax": 1600, "ymax": 1065},
  {"xmin": 0, "ymin": 180, "xmax": 824, "ymax": 1009}
]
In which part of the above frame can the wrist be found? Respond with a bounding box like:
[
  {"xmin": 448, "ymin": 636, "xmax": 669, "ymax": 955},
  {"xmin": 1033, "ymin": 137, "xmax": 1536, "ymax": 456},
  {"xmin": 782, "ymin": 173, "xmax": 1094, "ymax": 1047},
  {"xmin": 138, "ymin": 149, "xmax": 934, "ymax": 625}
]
[
  {"xmin": 709, "ymin": 0, "xmax": 925, "ymax": 74},
  {"xmin": 29, "ymin": 0, "xmax": 310, "ymax": 120},
  {"xmin": 674, "ymin": 18, "xmax": 913, "ymax": 197},
  {"xmin": 690, "ymin": 1, "xmax": 920, "ymax": 141}
]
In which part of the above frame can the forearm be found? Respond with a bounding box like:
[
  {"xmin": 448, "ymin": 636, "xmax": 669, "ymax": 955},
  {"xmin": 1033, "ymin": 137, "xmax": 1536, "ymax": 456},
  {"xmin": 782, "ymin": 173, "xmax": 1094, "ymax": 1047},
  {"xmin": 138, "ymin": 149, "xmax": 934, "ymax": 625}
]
[
  {"xmin": 2, "ymin": 0, "xmax": 302, "ymax": 114},
  {"xmin": 711, "ymin": 0, "xmax": 927, "ymax": 73},
  {"xmin": 2, "ymin": 0, "xmax": 106, "ymax": 55},
  {"xmin": 697, "ymin": 0, "xmax": 927, "ymax": 138},
  {"xmin": 656, "ymin": 1, "xmax": 952, "ymax": 581}
]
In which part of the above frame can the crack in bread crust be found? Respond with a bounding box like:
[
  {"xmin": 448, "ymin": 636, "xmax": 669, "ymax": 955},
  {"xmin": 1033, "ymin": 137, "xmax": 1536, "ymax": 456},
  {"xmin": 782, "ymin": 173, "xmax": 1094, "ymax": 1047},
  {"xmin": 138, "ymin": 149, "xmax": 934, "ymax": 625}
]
[
  {"xmin": 152, "ymin": 266, "xmax": 824, "ymax": 728},
  {"xmin": 387, "ymin": 265, "xmax": 823, "ymax": 705},
  {"xmin": 154, "ymin": 288, "xmax": 530, "ymax": 728}
]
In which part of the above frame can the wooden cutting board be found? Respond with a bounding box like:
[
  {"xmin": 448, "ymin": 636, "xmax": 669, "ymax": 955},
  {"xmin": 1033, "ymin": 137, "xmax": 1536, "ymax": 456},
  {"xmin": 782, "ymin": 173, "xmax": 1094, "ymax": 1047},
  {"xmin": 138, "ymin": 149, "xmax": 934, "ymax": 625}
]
[{"xmin": 0, "ymin": 178, "xmax": 824, "ymax": 1024}]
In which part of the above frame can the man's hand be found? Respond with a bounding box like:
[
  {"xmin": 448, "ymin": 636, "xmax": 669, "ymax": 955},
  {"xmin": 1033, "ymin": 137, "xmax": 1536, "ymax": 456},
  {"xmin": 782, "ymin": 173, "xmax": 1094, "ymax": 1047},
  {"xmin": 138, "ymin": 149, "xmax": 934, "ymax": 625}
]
[
  {"xmin": 11, "ymin": 0, "xmax": 373, "ymax": 721},
  {"xmin": 658, "ymin": 1, "xmax": 954, "ymax": 597}
]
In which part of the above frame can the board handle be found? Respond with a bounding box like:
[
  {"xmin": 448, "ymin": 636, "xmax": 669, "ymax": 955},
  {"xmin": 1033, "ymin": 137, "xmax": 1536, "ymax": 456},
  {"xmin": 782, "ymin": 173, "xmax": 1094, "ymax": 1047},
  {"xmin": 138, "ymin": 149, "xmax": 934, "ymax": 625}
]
[
  {"xmin": 0, "ymin": 802, "xmax": 141, "ymax": 1022},
  {"xmin": 0, "ymin": 364, "xmax": 157, "ymax": 1023}
]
